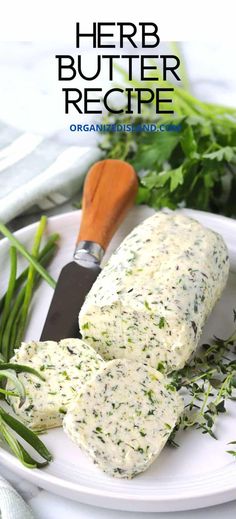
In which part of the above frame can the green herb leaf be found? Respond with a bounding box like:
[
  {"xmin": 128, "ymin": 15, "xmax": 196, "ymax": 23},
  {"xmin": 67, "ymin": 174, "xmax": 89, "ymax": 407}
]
[
  {"xmin": 0, "ymin": 407, "xmax": 52, "ymax": 462},
  {"xmin": 0, "ymin": 371, "xmax": 26, "ymax": 407},
  {"xmin": 203, "ymin": 147, "xmax": 236, "ymax": 162},
  {"xmin": 0, "ymin": 363, "xmax": 45, "ymax": 381},
  {"xmin": 100, "ymin": 69, "xmax": 236, "ymax": 217}
]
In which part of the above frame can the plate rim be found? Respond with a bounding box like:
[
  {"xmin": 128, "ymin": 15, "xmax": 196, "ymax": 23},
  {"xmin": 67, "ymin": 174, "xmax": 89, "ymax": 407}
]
[{"xmin": 0, "ymin": 206, "xmax": 236, "ymax": 512}]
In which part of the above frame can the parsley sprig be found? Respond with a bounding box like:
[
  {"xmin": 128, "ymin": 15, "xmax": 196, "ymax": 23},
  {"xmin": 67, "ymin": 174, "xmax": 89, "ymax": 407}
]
[{"xmin": 101, "ymin": 62, "xmax": 236, "ymax": 216}]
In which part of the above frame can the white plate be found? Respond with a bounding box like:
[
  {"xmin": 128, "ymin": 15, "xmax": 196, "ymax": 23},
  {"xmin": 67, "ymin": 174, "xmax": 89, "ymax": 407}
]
[{"xmin": 0, "ymin": 206, "xmax": 236, "ymax": 512}]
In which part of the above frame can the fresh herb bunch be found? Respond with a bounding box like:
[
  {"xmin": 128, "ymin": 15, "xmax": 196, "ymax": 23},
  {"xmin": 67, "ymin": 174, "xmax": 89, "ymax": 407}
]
[
  {"xmin": 0, "ymin": 217, "xmax": 58, "ymax": 360},
  {"xmin": 0, "ymin": 218, "xmax": 59, "ymax": 467},
  {"xmin": 168, "ymin": 313, "xmax": 236, "ymax": 455},
  {"xmin": 101, "ymin": 65, "xmax": 236, "ymax": 216}
]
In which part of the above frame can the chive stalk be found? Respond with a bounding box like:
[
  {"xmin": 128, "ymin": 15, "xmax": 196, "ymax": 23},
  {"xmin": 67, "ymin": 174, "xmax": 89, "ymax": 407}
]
[
  {"xmin": 1, "ymin": 288, "xmax": 25, "ymax": 361},
  {"xmin": 0, "ymin": 221, "xmax": 56, "ymax": 289},
  {"xmin": 0, "ymin": 247, "xmax": 17, "ymax": 345},
  {"xmin": 0, "ymin": 233, "xmax": 59, "ymax": 313},
  {"xmin": 15, "ymin": 216, "xmax": 47, "ymax": 347},
  {"xmin": 6, "ymin": 244, "xmax": 58, "ymax": 360}
]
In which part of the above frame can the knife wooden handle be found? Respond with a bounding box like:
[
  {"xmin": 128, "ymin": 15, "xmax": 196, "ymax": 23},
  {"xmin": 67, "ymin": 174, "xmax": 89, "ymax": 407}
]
[{"xmin": 77, "ymin": 159, "xmax": 138, "ymax": 251}]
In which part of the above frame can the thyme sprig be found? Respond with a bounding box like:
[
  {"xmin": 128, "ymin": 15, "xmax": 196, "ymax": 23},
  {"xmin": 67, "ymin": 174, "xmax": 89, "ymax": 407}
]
[{"xmin": 169, "ymin": 314, "xmax": 236, "ymax": 451}]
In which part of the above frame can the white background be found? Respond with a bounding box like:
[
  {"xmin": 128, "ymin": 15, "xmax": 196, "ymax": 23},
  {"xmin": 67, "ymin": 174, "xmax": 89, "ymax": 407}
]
[
  {"xmin": 0, "ymin": 0, "xmax": 235, "ymax": 42},
  {"xmin": 0, "ymin": 0, "xmax": 235, "ymax": 138}
]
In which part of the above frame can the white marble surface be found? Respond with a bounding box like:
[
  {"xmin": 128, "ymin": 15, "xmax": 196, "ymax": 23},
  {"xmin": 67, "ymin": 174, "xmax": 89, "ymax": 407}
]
[{"xmin": 0, "ymin": 41, "xmax": 236, "ymax": 518}]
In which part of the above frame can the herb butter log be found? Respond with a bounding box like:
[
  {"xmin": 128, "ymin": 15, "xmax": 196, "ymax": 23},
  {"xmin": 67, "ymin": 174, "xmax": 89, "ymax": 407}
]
[
  {"xmin": 7, "ymin": 339, "xmax": 104, "ymax": 430},
  {"xmin": 79, "ymin": 213, "xmax": 229, "ymax": 372},
  {"xmin": 64, "ymin": 359, "xmax": 184, "ymax": 479}
]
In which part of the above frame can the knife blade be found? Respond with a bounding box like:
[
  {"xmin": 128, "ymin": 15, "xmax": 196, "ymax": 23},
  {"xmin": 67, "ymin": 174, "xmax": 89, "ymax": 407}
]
[
  {"xmin": 40, "ymin": 159, "xmax": 138, "ymax": 341},
  {"xmin": 40, "ymin": 261, "xmax": 101, "ymax": 341}
]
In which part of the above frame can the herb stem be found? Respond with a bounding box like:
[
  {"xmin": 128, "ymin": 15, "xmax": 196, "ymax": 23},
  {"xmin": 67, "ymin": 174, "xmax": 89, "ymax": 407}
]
[
  {"xmin": 215, "ymin": 373, "xmax": 232, "ymax": 406},
  {"xmin": 5, "ymin": 244, "xmax": 58, "ymax": 361},
  {"xmin": 1, "ymin": 288, "xmax": 25, "ymax": 361},
  {"xmin": 0, "ymin": 247, "xmax": 17, "ymax": 347},
  {"xmin": 0, "ymin": 221, "xmax": 56, "ymax": 289},
  {"xmin": 200, "ymin": 381, "xmax": 211, "ymax": 415},
  {"xmin": 15, "ymin": 216, "xmax": 47, "ymax": 347},
  {"xmin": 0, "ymin": 233, "xmax": 59, "ymax": 314},
  {"xmin": 182, "ymin": 368, "xmax": 217, "ymax": 386}
]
